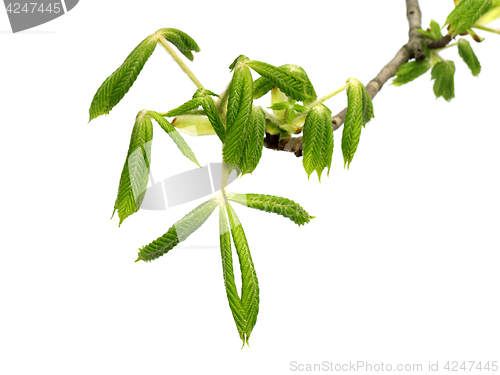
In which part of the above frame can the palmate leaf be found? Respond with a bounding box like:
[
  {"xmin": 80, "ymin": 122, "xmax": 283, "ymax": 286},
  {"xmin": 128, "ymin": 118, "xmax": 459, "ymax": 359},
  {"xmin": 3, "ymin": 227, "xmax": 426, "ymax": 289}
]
[
  {"xmin": 147, "ymin": 111, "xmax": 201, "ymax": 167},
  {"xmin": 136, "ymin": 197, "xmax": 219, "ymax": 262},
  {"xmin": 246, "ymin": 60, "xmax": 309, "ymax": 101},
  {"xmin": 431, "ymin": 60, "xmax": 456, "ymax": 101},
  {"xmin": 458, "ymin": 39, "xmax": 481, "ymax": 76},
  {"xmin": 342, "ymin": 78, "xmax": 372, "ymax": 168},
  {"xmin": 225, "ymin": 204, "xmax": 260, "ymax": 346},
  {"xmin": 223, "ymin": 56, "xmax": 254, "ymax": 170},
  {"xmin": 89, "ymin": 28, "xmax": 200, "ymax": 121},
  {"xmin": 113, "ymin": 111, "xmax": 153, "ymax": 226},
  {"xmin": 446, "ymin": 0, "xmax": 492, "ymax": 36},
  {"xmin": 227, "ymin": 193, "xmax": 314, "ymax": 226},
  {"xmin": 302, "ymin": 104, "xmax": 333, "ymax": 180}
]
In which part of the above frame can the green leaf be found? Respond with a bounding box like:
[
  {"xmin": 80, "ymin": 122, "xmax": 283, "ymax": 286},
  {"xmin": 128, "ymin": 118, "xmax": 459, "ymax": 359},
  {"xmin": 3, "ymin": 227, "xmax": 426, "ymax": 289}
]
[
  {"xmin": 268, "ymin": 102, "xmax": 291, "ymax": 111},
  {"xmin": 293, "ymin": 104, "xmax": 307, "ymax": 113},
  {"xmin": 458, "ymin": 38, "xmax": 481, "ymax": 76},
  {"xmin": 201, "ymin": 97, "xmax": 226, "ymax": 143},
  {"xmin": 113, "ymin": 110, "xmax": 153, "ymax": 225},
  {"xmin": 279, "ymin": 64, "xmax": 317, "ymax": 103},
  {"xmin": 430, "ymin": 20, "xmax": 444, "ymax": 39},
  {"xmin": 446, "ymin": 0, "xmax": 492, "ymax": 36},
  {"xmin": 218, "ymin": 205, "xmax": 247, "ymax": 344},
  {"xmin": 475, "ymin": 1, "xmax": 500, "ymax": 24},
  {"xmin": 285, "ymin": 108, "xmax": 296, "ymax": 124},
  {"xmin": 89, "ymin": 28, "xmax": 200, "ymax": 122},
  {"xmin": 229, "ymin": 54, "xmax": 250, "ymax": 71},
  {"xmin": 227, "ymin": 193, "xmax": 314, "ymax": 226},
  {"xmin": 89, "ymin": 35, "xmax": 157, "ymax": 122},
  {"xmin": 148, "ymin": 111, "xmax": 201, "ymax": 167},
  {"xmin": 226, "ymin": 204, "xmax": 259, "ymax": 346},
  {"xmin": 431, "ymin": 60, "xmax": 456, "ymax": 101},
  {"xmin": 223, "ymin": 58, "xmax": 254, "ymax": 171},
  {"xmin": 246, "ymin": 61, "xmax": 309, "ymax": 101},
  {"xmin": 361, "ymin": 86, "xmax": 375, "ymax": 126},
  {"xmin": 155, "ymin": 28, "xmax": 201, "ymax": 61},
  {"xmin": 252, "ymin": 77, "xmax": 274, "ymax": 99},
  {"xmin": 239, "ymin": 106, "xmax": 266, "ymax": 175},
  {"xmin": 417, "ymin": 28, "xmax": 438, "ymax": 40},
  {"xmin": 165, "ymin": 98, "xmax": 203, "ymax": 117},
  {"xmin": 342, "ymin": 78, "xmax": 365, "ymax": 168},
  {"xmin": 302, "ymin": 104, "xmax": 333, "ymax": 180},
  {"xmin": 392, "ymin": 59, "xmax": 432, "ymax": 86},
  {"xmin": 136, "ymin": 197, "xmax": 219, "ymax": 262}
]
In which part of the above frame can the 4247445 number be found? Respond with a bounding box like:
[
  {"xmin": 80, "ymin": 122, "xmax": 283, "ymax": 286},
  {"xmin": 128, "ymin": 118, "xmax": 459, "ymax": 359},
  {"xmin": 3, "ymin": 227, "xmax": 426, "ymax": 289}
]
[{"xmin": 6, "ymin": 3, "xmax": 62, "ymax": 14}]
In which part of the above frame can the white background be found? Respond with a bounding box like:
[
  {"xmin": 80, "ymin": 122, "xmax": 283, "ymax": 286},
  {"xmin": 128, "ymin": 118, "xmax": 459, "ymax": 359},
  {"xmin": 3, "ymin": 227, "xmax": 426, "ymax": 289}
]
[{"xmin": 1, "ymin": 1, "xmax": 499, "ymax": 374}]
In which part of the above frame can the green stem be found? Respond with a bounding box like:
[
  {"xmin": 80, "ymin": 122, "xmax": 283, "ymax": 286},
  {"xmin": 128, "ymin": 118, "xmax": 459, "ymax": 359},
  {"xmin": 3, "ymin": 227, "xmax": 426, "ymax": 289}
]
[
  {"xmin": 158, "ymin": 109, "xmax": 206, "ymax": 117},
  {"xmin": 472, "ymin": 24, "xmax": 500, "ymax": 35},
  {"xmin": 290, "ymin": 83, "xmax": 349, "ymax": 126},
  {"xmin": 306, "ymin": 84, "xmax": 349, "ymax": 109},
  {"xmin": 158, "ymin": 36, "xmax": 204, "ymax": 90},
  {"xmin": 438, "ymin": 42, "xmax": 457, "ymax": 50}
]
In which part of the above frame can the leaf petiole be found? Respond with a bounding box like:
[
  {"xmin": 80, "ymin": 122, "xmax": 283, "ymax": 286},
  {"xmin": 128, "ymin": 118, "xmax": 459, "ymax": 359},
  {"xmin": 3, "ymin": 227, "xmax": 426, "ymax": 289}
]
[
  {"xmin": 290, "ymin": 84, "xmax": 348, "ymax": 126},
  {"xmin": 472, "ymin": 24, "xmax": 500, "ymax": 34},
  {"xmin": 157, "ymin": 35, "xmax": 204, "ymax": 89}
]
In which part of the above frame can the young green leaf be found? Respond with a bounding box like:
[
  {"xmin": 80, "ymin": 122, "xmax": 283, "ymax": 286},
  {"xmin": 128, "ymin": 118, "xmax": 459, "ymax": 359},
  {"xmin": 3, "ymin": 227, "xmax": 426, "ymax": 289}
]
[
  {"xmin": 89, "ymin": 35, "xmax": 157, "ymax": 122},
  {"xmin": 252, "ymin": 77, "xmax": 274, "ymax": 99},
  {"xmin": 361, "ymin": 86, "xmax": 375, "ymax": 127},
  {"xmin": 417, "ymin": 28, "xmax": 437, "ymax": 39},
  {"xmin": 113, "ymin": 110, "xmax": 153, "ymax": 225},
  {"xmin": 89, "ymin": 28, "xmax": 200, "ymax": 122},
  {"xmin": 227, "ymin": 193, "xmax": 314, "ymax": 226},
  {"xmin": 285, "ymin": 108, "xmax": 296, "ymax": 124},
  {"xmin": 279, "ymin": 64, "xmax": 317, "ymax": 103},
  {"xmin": 226, "ymin": 204, "xmax": 259, "ymax": 346},
  {"xmin": 223, "ymin": 57, "xmax": 253, "ymax": 170},
  {"xmin": 268, "ymin": 102, "xmax": 291, "ymax": 111},
  {"xmin": 458, "ymin": 38, "xmax": 481, "ymax": 76},
  {"xmin": 392, "ymin": 59, "xmax": 432, "ymax": 86},
  {"xmin": 246, "ymin": 61, "xmax": 309, "ymax": 101},
  {"xmin": 302, "ymin": 104, "xmax": 333, "ymax": 180},
  {"xmin": 136, "ymin": 197, "xmax": 219, "ymax": 262},
  {"xmin": 165, "ymin": 98, "xmax": 203, "ymax": 117},
  {"xmin": 155, "ymin": 28, "xmax": 201, "ymax": 61},
  {"xmin": 342, "ymin": 78, "xmax": 366, "ymax": 168},
  {"xmin": 218, "ymin": 205, "xmax": 247, "ymax": 344},
  {"xmin": 431, "ymin": 60, "xmax": 456, "ymax": 101},
  {"xmin": 201, "ymin": 97, "xmax": 226, "ymax": 143},
  {"xmin": 239, "ymin": 106, "xmax": 266, "ymax": 175},
  {"xmin": 147, "ymin": 111, "xmax": 201, "ymax": 167},
  {"xmin": 446, "ymin": 0, "xmax": 492, "ymax": 36},
  {"xmin": 475, "ymin": 0, "xmax": 500, "ymax": 25},
  {"xmin": 430, "ymin": 20, "xmax": 444, "ymax": 39},
  {"xmin": 293, "ymin": 104, "xmax": 307, "ymax": 113}
]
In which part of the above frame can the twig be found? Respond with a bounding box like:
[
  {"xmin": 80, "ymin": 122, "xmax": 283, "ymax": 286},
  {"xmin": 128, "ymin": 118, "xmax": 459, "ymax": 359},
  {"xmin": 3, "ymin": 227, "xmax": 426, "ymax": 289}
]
[{"xmin": 264, "ymin": 0, "xmax": 452, "ymax": 156}]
